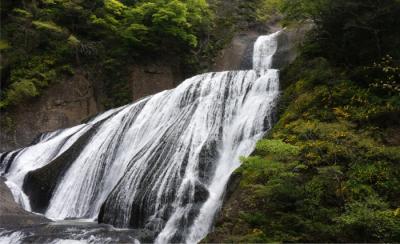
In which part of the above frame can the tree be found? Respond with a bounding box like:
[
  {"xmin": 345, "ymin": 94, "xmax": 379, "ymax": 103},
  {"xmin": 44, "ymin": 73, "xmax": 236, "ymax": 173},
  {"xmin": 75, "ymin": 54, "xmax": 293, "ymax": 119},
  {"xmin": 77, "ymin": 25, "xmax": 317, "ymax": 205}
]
[{"xmin": 281, "ymin": 0, "xmax": 400, "ymax": 67}]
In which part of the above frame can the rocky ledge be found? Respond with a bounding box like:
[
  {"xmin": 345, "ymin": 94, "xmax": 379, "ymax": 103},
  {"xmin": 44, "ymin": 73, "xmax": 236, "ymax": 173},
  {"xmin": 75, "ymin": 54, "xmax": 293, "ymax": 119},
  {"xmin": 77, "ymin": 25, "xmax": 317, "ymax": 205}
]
[
  {"xmin": 0, "ymin": 177, "xmax": 155, "ymax": 243},
  {"xmin": 0, "ymin": 177, "xmax": 50, "ymax": 228}
]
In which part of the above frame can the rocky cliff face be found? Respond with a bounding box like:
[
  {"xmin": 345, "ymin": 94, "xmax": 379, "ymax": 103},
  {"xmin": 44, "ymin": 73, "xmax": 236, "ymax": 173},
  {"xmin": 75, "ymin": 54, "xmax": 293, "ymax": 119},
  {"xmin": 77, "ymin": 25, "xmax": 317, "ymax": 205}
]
[
  {"xmin": 0, "ymin": 59, "xmax": 183, "ymax": 152},
  {"xmin": 273, "ymin": 24, "xmax": 313, "ymax": 69},
  {"xmin": 0, "ymin": 71, "xmax": 101, "ymax": 152},
  {"xmin": 213, "ymin": 31, "xmax": 261, "ymax": 71},
  {"xmin": 0, "ymin": 177, "xmax": 50, "ymax": 228},
  {"xmin": 129, "ymin": 58, "xmax": 183, "ymax": 102},
  {"xmin": 213, "ymin": 24, "xmax": 308, "ymax": 72}
]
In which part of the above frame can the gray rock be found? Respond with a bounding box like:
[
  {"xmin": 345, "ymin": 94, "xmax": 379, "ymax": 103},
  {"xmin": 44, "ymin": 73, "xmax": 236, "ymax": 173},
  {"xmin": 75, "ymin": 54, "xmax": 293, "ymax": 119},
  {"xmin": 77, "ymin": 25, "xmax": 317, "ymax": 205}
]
[{"xmin": 0, "ymin": 177, "xmax": 50, "ymax": 228}]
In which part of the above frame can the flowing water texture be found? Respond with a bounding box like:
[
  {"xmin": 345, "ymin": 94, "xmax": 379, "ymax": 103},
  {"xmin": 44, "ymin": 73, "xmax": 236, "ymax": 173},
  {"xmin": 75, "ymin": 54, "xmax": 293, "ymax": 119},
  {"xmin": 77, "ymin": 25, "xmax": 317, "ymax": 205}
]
[{"xmin": 0, "ymin": 30, "xmax": 282, "ymax": 243}]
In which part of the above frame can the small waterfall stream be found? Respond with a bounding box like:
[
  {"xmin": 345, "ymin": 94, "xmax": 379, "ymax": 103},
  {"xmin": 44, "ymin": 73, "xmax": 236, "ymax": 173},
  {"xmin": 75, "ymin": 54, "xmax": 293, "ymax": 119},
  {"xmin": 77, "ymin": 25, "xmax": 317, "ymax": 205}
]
[{"xmin": 0, "ymin": 30, "xmax": 282, "ymax": 243}]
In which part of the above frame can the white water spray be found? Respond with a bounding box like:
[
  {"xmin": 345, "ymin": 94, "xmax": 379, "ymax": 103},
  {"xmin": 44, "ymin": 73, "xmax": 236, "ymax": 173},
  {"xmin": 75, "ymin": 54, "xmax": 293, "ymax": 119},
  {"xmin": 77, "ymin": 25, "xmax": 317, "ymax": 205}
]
[{"xmin": 1, "ymin": 30, "xmax": 282, "ymax": 243}]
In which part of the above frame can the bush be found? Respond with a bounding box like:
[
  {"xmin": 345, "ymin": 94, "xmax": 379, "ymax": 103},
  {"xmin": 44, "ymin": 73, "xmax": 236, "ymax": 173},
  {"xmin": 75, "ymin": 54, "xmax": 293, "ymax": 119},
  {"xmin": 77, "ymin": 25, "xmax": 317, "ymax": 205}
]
[
  {"xmin": 255, "ymin": 139, "xmax": 300, "ymax": 159},
  {"xmin": 364, "ymin": 55, "xmax": 400, "ymax": 95},
  {"xmin": 336, "ymin": 196, "xmax": 400, "ymax": 242}
]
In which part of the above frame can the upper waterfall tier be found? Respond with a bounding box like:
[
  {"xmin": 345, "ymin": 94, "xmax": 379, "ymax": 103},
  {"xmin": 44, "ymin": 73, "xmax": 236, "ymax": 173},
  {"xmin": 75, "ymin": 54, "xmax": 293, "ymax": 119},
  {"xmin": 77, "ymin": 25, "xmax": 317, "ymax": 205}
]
[
  {"xmin": 0, "ymin": 30, "xmax": 282, "ymax": 243},
  {"xmin": 253, "ymin": 30, "xmax": 281, "ymax": 70}
]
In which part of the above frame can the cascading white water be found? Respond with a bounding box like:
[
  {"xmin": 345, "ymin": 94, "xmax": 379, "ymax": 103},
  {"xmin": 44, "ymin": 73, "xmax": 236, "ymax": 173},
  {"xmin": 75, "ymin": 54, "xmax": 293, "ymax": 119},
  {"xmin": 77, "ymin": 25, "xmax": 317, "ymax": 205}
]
[
  {"xmin": 0, "ymin": 30, "xmax": 282, "ymax": 243},
  {"xmin": 0, "ymin": 108, "xmax": 121, "ymax": 213},
  {"xmin": 253, "ymin": 30, "xmax": 281, "ymax": 70}
]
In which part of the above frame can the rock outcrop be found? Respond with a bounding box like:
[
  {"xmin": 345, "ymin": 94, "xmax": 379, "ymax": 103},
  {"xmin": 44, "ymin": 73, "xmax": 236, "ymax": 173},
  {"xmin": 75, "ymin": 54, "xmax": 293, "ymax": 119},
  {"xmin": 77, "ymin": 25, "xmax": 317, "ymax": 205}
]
[
  {"xmin": 0, "ymin": 176, "xmax": 155, "ymax": 242},
  {"xmin": 23, "ymin": 126, "xmax": 97, "ymax": 213},
  {"xmin": 130, "ymin": 58, "xmax": 183, "ymax": 102},
  {"xmin": 213, "ymin": 23, "xmax": 308, "ymax": 72},
  {"xmin": 272, "ymin": 24, "xmax": 313, "ymax": 69},
  {"xmin": 0, "ymin": 71, "xmax": 101, "ymax": 152},
  {"xmin": 0, "ymin": 177, "xmax": 50, "ymax": 228},
  {"xmin": 213, "ymin": 31, "xmax": 261, "ymax": 71}
]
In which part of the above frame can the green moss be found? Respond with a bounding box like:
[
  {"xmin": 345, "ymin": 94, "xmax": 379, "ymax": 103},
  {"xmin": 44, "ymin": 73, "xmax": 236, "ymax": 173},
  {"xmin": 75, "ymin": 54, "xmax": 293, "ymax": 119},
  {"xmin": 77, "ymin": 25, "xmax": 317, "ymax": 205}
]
[
  {"xmin": 255, "ymin": 139, "xmax": 300, "ymax": 160},
  {"xmin": 67, "ymin": 35, "xmax": 80, "ymax": 46},
  {"xmin": 1, "ymin": 80, "xmax": 39, "ymax": 108}
]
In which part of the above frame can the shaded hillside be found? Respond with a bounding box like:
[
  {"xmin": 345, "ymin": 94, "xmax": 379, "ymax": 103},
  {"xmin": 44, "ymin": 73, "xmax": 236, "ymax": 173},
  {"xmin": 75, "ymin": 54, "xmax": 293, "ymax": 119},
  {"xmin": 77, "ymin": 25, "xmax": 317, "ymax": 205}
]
[{"xmin": 206, "ymin": 0, "xmax": 400, "ymax": 242}]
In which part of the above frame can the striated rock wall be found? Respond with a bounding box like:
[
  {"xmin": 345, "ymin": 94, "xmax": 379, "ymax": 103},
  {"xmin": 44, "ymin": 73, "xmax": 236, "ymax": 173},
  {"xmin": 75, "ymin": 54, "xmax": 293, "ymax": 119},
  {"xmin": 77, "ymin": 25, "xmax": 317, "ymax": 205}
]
[
  {"xmin": 130, "ymin": 58, "xmax": 183, "ymax": 102},
  {"xmin": 212, "ymin": 31, "xmax": 261, "ymax": 71},
  {"xmin": 0, "ymin": 71, "xmax": 101, "ymax": 152}
]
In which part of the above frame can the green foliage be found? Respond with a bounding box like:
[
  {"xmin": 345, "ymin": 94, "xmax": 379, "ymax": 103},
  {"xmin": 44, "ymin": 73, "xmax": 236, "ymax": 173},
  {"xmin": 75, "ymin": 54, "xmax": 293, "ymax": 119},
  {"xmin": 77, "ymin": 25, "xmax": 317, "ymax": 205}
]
[
  {"xmin": 1, "ymin": 80, "xmax": 39, "ymax": 107},
  {"xmin": 210, "ymin": 55, "xmax": 400, "ymax": 242},
  {"xmin": 67, "ymin": 35, "xmax": 80, "ymax": 46},
  {"xmin": 90, "ymin": 0, "xmax": 212, "ymax": 50},
  {"xmin": 255, "ymin": 139, "xmax": 300, "ymax": 160},
  {"xmin": 364, "ymin": 55, "xmax": 400, "ymax": 95},
  {"xmin": 336, "ymin": 196, "xmax": 400, "ymax": 241},
  {"xmin": 280, "ymin": 0, "xmax": 400, "ymax": 67},
  {"xmin": 1, "ymin": 0, "xmax": 216, "ymax": 110},
  {"xmin": 1, "ymin": 55, "xmax": 58, "ymax": 109},
  {"xmin": 104, "ymin": 0, "xmax": 127, "ymax": 16},
  {"xmin": 32, "ymin": 20, "xmax": 65, "ymax": 33},
  {"xmin": 255, "ymin": 0, "xmax": 281, "ymax": 22},
  {"xmin": 231, "ymin": 0, "xmax": 281, "ymax": 28},
  {"xmin": 208, "ymin": 4, "xmax": 400, "ymax": 240}
]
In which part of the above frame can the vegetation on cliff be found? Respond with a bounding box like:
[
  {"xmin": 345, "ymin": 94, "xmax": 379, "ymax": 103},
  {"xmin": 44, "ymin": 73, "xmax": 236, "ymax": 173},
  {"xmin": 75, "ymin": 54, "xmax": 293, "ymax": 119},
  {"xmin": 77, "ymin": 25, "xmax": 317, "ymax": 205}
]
[
  {"xmin": 0, "ymin": 0, "xmax": 215, "ymax": 109},
  {"xmin": 0, "ymin": 0, "xmax": 280, "ymax": 111},
  {"xmin": 207, "ymin": 0, "xmax": 400, "ymax": 242}
]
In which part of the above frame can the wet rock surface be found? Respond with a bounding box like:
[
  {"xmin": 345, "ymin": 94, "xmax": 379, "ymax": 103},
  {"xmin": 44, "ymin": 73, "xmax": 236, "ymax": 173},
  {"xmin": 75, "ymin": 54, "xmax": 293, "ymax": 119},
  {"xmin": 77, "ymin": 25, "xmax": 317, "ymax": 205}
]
[
  {"xmin": 0, "ymin": 177, "xmax": 50, "ymax": 228},
  {"xmin": 0, "ymin": 221, "xmax": 155, "ymax": 243},
  {"xmin": 1, "ymin": 178, "xmax": 155, "ymax": 243},
  {"xmin": 213, "ymin": 31, "xmax": 260, "ymax": 72},
  {"xmin": 130, "ymin": 58, "xmax": 183, "ymax": 102},
  {"xmin": 23, "ymin": 126, "xmax": 97, "ymax": 213},
  {"xmin": 272, "ymin": 24, "xmax": 313, "ymax": 70}
]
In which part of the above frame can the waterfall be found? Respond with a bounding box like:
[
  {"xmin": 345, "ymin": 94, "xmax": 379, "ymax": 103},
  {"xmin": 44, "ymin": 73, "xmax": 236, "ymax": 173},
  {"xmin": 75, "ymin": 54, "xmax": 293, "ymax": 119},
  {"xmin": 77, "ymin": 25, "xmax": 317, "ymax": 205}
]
[{"xmin": 0, "ymin": 30, "xmax": 281, "ymax": 243}]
